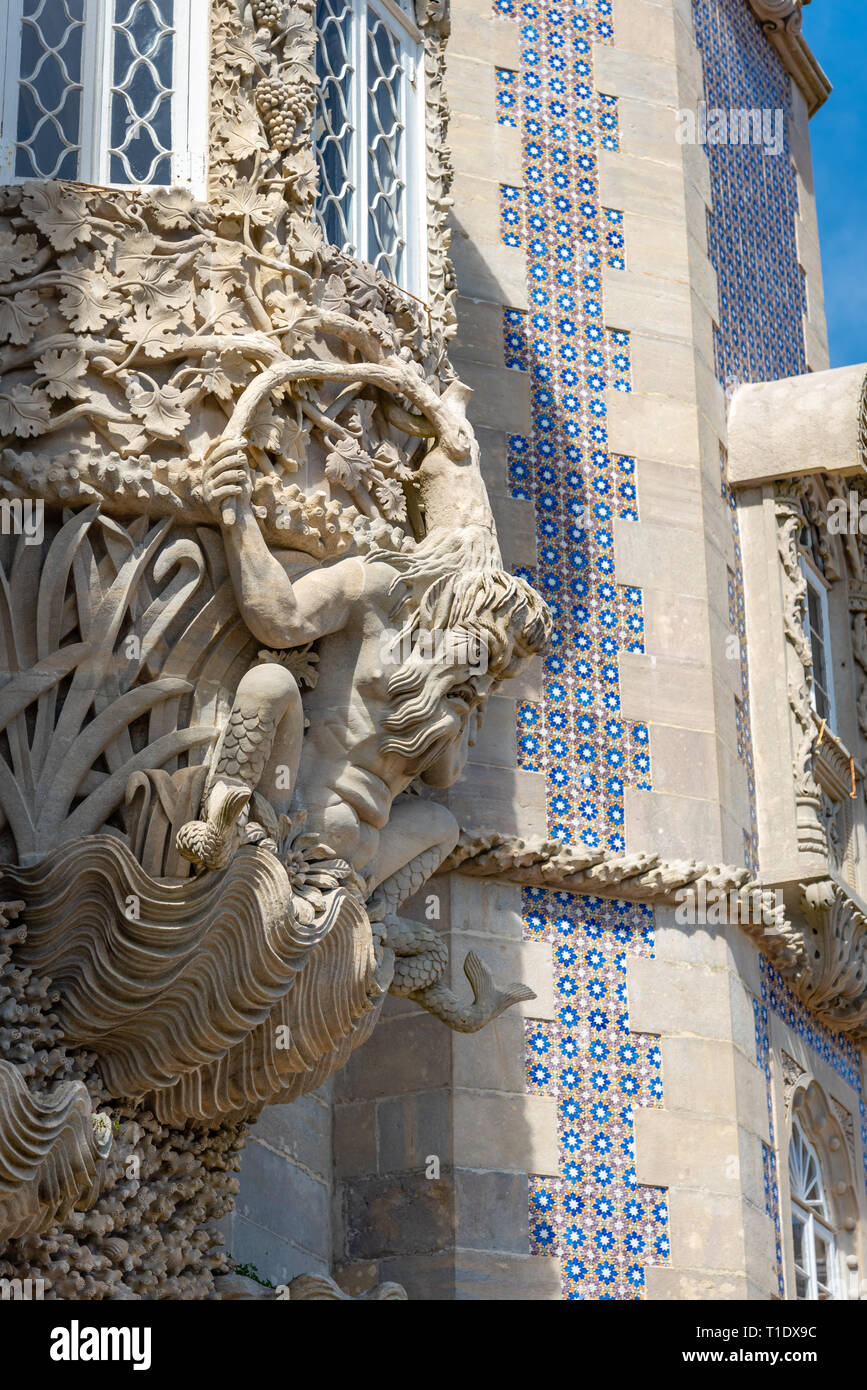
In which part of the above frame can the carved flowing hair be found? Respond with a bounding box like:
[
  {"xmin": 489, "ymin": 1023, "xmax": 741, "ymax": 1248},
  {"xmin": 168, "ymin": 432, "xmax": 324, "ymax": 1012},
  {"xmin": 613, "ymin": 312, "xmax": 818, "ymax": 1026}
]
[{"xmin": 379, "ymin": 569, "xmax": 552, "ymax": 765}]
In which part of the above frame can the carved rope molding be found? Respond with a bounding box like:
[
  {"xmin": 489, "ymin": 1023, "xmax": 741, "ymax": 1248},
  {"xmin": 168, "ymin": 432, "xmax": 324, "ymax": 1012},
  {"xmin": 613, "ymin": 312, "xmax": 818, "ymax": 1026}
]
[{"xmin": 443, "ymin": 830, "xmax": 867, "ymax": 1041}]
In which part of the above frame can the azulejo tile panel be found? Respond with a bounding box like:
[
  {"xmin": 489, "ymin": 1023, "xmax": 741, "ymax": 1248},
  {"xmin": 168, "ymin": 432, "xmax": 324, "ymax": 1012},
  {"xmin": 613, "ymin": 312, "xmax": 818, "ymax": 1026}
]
[
  {"xmin": 696, "ymin": 0, "xmax": 808, "ymax": 875},
  {"xmin": 692, "ymin": 0, "xmax": 807, "ymax": 392},
  {"xmin": 523, "ymin": 891, "xmax": 668, "ymax": 1299},
  {"xmin": 490, "ymin": 0, "xmax": 665, "ymax": 1300}
]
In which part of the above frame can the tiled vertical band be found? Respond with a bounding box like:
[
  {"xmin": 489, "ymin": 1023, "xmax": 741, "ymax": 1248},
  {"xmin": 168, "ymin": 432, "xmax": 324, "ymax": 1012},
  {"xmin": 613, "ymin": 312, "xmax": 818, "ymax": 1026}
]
[{"xmin": 491, "ymin": 0, "xmax": 666, "ymax": 1301}]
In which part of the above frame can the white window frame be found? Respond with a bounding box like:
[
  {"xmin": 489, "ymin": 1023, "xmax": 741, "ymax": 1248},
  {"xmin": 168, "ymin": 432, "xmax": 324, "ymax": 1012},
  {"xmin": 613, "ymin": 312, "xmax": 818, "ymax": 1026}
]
[
  {"xmin": 791, "ymin": 1203, "xmax": 837, "ymax": 1301},
  {"xmin": 0, "ymin": 0, "xmax": 208, "ymax": 197},
  {"xmin": 788, "ymin": 1118, "xmax": 840, "ymax": 1302},
  {"xmin": 800, "ymin": 554, "xmax": 836, "ymax": 732},
  {"xmin": 314, "ymin": 0, "xmax": 427, "ymax": 300}
]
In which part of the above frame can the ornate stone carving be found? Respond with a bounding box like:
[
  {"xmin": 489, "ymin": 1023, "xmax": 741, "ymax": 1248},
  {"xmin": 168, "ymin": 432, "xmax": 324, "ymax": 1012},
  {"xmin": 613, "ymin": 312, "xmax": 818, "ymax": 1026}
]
[
  {"xmin": 780, "ymin": 1050, "xmax": 806, "ymax": 1107},
  {"xmin": 745, "ymin": 0, "xmax": 830, "ymax": 116},
  {"xmin": 748, "ymin": 0, "xmax": 806, "ymax": 35},
  {"xmin": 775, "ymin": 487, "xmax": 826, "ymax": 855},
  {"xmin": 795, "ymin": 879, "xmax": 867, "ymax": 1035},
  {"xmin": 0, "ymin": 0, "xmax": 551, "ymax": 1296}
]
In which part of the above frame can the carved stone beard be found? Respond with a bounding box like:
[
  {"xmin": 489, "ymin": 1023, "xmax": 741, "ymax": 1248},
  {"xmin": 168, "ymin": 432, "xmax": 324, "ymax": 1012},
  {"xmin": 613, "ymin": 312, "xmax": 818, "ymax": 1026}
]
[{"xmin": 379, "ymin": 658, "xmax": 468, "ymax": 769}]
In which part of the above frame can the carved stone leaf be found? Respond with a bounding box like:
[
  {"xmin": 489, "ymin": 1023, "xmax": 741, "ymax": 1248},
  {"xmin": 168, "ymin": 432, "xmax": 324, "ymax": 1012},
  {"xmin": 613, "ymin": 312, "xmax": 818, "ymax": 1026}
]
[
  {"xmin": 113, "ymin": 234, "xmax": 193, "ymax": 314},
  {"xmin": 368, "ymin": 308, "xmax": 400, "ymax": 348},
  {"xmin": 125, "ymin": 380, "xmax": 192, "ymax": 438},
  {"xmin": 197, "ymin": 349, "xmax": 251, "ymax": 401},
  {"xmin": 119, "ymin": 305, "xmax": 182, "ymax": 358},
  {"xmin": 129, "ymin": 258, "xmax": 193, "ymax": 314},
  {"xmin": 148, "ymin": 186, "xmax": 198, "ymax": 230},
  {"xmin": 269, "ymin": 289, "xmax": 318, "ymax": 342},
  {"xmin": 344, "ymin": 261, "xmax": 383, "ymax": 309},
  {"xmin": 279, "ymin": 413, "xmax": 309, "ymax": 467},
  {"xmin": 246, "ymin": 399, "xmax": 286, "ymax": 451},
  {"xmin": 285, "ymin": 151, "xmax": 318, "ymax": 201},
  {"xmin": 198, "ymin": 240, "xmax": 245, "ymax": 292},
  {"xmin": 219, "ymin": 182, "xmax": 285, "ymax": 228},
  {"xmin": 0, "ymin": 226, "xmax": 40, "ymax": 283},
  {"xmin": 221, "ymin": 30, "xmax": 272, "ymax": 75},
  {"xmin": 20, "ymin": 182, "xmax": 93, "ymax": 251},
  {"xmin": 0, "ymin": 288, "xmax": 48, "ymax": 344},
  {"xmin": 325, "ymin": 438, "xmax": 372, "ymax": 490},
  {"xmin": 0, "ymin": 384, "xmax": 51, "ymax": 437},
  {"xmin": 195, "ymin": 292, "xmax": 247, "ymax": 334},
  {"xmin": 373, "ymin": 475, "xmax": 407, "ymax": 522},
  {"xmin": 222, "ymin": 113, "xmax": 269, "ymax": 161},
  {"xmin": 312, "ymin": 274, "xmax": 350, "ymax": 315},
  {"xmin": 57, "ymin": 256, "xmax": 124, "ymax": 332},
  {"xmin": 290, "ymin": 222, "xmax": 325, "ymax": 267},
  {"xmin": 36, "ymin": 347, "xmax": 88, "ymax": 400}
]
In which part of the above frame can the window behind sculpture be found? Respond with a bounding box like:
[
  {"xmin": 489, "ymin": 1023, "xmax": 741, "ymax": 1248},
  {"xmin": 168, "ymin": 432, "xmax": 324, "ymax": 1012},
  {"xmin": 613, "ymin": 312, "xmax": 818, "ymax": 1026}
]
[
  {"xmin": 0, "ymin": 0, "xmax": 208, "ymax": 194},
  {"xmin": 314, "ymin": 0, "xmax": 425, "ymax": 296},
  {"xmin": 789, "ymin": 1118, "xmax": 837, "ymax": 1300}
]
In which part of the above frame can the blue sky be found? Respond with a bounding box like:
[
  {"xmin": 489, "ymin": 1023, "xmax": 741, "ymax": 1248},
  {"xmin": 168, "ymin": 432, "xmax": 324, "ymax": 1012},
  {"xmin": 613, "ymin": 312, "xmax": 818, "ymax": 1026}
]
[{"xmin": 803, "ymin": 0, "xmax": 867, "ymax": 368}]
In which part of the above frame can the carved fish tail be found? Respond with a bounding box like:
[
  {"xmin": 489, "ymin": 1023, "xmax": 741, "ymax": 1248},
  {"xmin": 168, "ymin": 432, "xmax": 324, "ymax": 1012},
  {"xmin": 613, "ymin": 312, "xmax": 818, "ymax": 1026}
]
[{"xmin": 410, "ymin": 950, "xmax": 535, "ymax": 1034}]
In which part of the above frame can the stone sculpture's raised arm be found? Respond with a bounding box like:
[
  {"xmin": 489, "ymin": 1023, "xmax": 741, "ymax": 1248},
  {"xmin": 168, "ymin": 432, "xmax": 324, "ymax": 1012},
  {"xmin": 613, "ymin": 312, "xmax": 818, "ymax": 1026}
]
[{"xmin": 202, "ymin": 439, "xmax": 363, "ymax": 649}]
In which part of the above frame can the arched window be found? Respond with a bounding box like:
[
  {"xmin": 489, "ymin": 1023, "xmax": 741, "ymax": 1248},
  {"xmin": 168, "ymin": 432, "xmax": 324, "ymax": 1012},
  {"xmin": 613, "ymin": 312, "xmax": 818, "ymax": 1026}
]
[
  {"xmin": 314, "ymin": 0, "xmax": 425, "ymax": 296},
  {"xmin": 788, "ymin": 1117, "xmax": 837, "ymax": 1300},
  {"xmin": 0, "ymin": 1, "xmax": 209, "ymax": 194}
]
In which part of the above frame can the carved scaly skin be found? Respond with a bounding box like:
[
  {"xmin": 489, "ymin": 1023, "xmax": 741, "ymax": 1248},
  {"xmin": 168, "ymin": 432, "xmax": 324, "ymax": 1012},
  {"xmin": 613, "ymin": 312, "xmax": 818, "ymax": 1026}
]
[{"xmin": 206, "ymin": 709, "xmax": 278, "ymax": 800}]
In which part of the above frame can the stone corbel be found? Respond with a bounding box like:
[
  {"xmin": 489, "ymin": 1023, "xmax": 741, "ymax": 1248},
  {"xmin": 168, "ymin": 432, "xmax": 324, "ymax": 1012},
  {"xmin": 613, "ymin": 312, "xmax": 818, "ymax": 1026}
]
[
  {"xmin": 795, "ymin": 879, "xmax": 867, "ymax": 1035},
  {"xmin": 728, "ymin": 364, "xmax": 867, "ymax": 489},
  {"xmin": 746, "ymin": 1, "xmax": 830, "ymax": 115}
]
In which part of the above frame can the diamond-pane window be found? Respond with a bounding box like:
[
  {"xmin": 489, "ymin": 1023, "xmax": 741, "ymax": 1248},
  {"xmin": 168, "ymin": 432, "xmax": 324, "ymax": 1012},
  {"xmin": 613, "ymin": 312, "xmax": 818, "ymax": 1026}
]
[
  {"xmin": 1, "ymin": 0, "xmax": 208, "ymax": 195},
  {"xmin": 314, "ymin": 0, "xmax": 425, "ymax": 297}
]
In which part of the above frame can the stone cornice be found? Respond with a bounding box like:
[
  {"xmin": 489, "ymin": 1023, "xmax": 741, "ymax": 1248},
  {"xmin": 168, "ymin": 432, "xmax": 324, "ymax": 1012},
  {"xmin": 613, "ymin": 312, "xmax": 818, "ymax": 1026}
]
[{"xmin": 746, "ymin": 1, "xmax": 831, "ymax": 115}]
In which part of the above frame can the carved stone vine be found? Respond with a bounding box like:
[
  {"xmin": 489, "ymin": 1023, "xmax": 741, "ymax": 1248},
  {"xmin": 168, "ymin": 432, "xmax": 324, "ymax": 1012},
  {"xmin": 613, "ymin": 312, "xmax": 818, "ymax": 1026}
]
[{"xmin": 775, "ymin": 486, "xmax": 825, "ymax": 855}]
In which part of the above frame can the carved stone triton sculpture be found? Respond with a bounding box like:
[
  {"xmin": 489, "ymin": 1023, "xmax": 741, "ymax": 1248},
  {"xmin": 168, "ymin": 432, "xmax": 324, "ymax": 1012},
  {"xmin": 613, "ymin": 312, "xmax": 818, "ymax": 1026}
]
[{"xmin": 0, "ymin": 0, "xmax": 552, "ymax": 1295}]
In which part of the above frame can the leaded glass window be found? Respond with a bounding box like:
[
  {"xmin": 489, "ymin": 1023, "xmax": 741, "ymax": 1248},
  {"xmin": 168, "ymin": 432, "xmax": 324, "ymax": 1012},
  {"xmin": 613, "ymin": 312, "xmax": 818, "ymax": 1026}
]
[
  {"xmin": 1, "ymin": 0, "xmax": 208, "ymax": 194},
  {"xmin": 314, "ymin": 0, "xmax": 426, "ymax": 296}
]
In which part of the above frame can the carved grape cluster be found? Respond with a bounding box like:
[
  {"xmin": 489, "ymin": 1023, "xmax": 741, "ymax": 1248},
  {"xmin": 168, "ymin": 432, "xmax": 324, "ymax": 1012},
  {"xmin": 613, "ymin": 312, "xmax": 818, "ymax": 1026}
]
[
  {"xmin": 252, "ymin": 0, "xmax": 285, "ymax": 28},
  {"xmin": 255, "ymin": 75, "xmax": 309, "ymax": 149}
]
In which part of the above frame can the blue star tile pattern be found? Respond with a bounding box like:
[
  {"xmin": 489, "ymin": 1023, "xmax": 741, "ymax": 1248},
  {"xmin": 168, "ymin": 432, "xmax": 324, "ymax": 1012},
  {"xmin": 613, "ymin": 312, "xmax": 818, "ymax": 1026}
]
[
  {"xmin": 496, "ymin": 66, "xmax": 520, "ymax": 126},
  {"xmin": 753, "ymin": 956, "xmax": 867, "ymax": 1296},
  {"xmin": 500, "ymin": 182, "xmax": 524, "ymax": 248},
  {"xmin": 523, "ymin": 891, "xmax": 668, "ymax": 1299},
  {"xmin": 495, "ymin": 0, "xmax": 647, "ymax": 853},
  {"xmin": 491, "ymin": 0, "xmax": 666, "ymax": 1300},
  {"xmin": 692, "ymin": 0, "xmax": 807, "ymax": 392}
]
